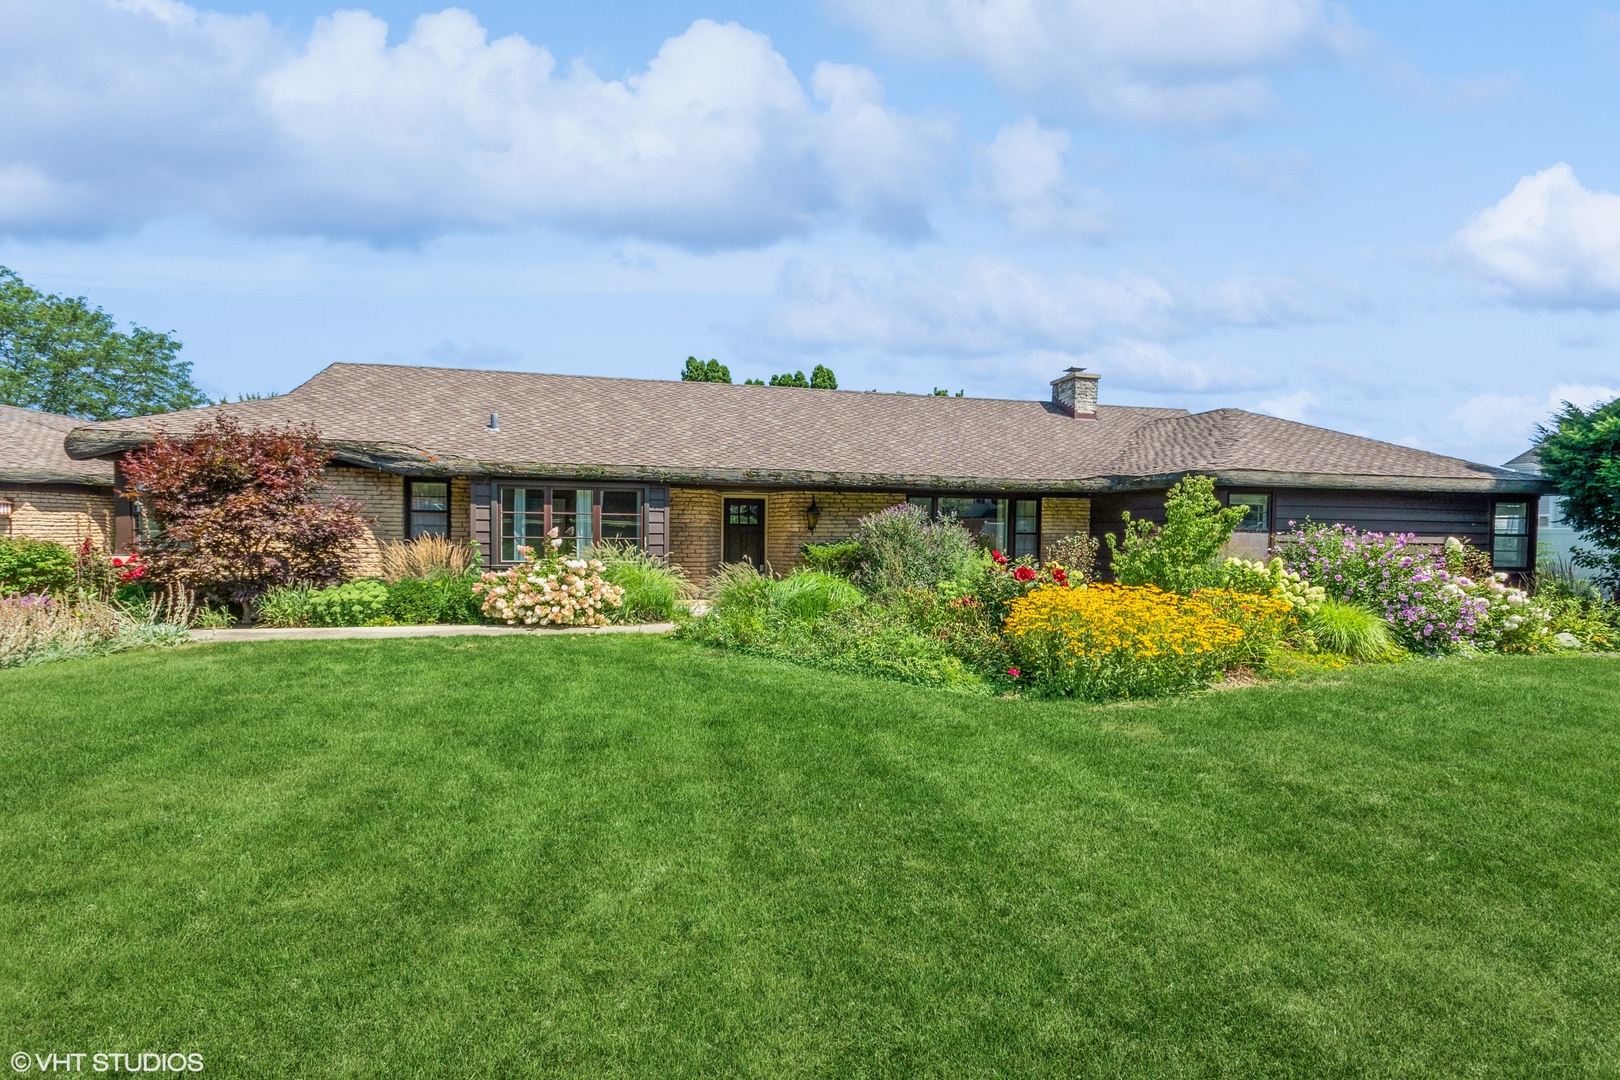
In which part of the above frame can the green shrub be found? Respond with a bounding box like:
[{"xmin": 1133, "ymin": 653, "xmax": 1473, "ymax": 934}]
[
  {"xmin": 1107, "ymin": 475, "xmax": 1248, "ymax": 594},
  {"xmin": 305, "ymin": 580, "xmax": 389, "ymax": 627},
  {"xmin": 801, "ymin": 540, "xmax": 860, "ymax": 578},
  {"xmin": 850, "ymin": 503, "xmax": 978, "ymax": 596},
  {"xmin": 767, "ymin": 570, "xmax": 864, "ymax": 622},
  {"xmin": 599, "ymin": 548, "xmax": 692, "ymax": 622},
  {"xmin": 191, "ymin": 605, "xmax": 237, "ymax": 629},
  {"xmin": 257, "ymin": 585, "xmax": 315, "ymax": 628},
  {"xmin": 1309, "ymin": 599, "xmax": 1396, "ymax": 661},
  {"xmin": 435, "ymin": 576, "xmax": 485, "ymax": 625},
  {"xmin": 0, "ymin": 537, "xmax": 77, "ymax": 596},
  {"xmin": 385, "ymin": 578, "xmax": 443, "ymax": 625}
]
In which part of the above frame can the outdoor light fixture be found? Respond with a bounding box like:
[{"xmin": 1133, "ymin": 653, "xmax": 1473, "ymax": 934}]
[
  {"xmin": 805, "ymin": 497, "xmax": 820, "ymax": 533},
  {"xmin": 0, "ymin": 498, "xmax": 12, "ymax": 517}
]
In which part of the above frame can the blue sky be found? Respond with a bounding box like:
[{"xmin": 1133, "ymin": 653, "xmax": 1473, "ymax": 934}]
[{"xmin": 2, "ymin": 0, "xmax": 1618, "ymax": 465}]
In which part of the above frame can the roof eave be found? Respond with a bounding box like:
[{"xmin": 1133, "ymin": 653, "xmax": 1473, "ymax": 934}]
[
  {"xmin": 1096, "ymin": 469, "xmax": 1555, "ymax": 495},
  {"xmin": 0, "ymin": 467, "xmax": 115, "ymax": 488}
]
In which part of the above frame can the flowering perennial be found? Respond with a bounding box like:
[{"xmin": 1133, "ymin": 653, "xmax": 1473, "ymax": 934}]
[
  {"xmin": 1004, "ymin": 584, "xmax": 1246, "ymax": 699},
  {"xmin": 1276, "ymin": 523, "xmax": 1490, "ymax": 653},
  {"xmin": 473, "ymin": 530, "xmax": 625, "ymax": 627}
]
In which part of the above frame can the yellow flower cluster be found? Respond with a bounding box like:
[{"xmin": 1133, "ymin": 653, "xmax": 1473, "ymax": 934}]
[{"xmin": 1003, "ymin": 584, "xmax": 1256, "ymax": 699}]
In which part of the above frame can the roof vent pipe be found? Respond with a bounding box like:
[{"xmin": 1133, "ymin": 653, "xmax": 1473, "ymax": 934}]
[
  {"xmin": 487, "ymin": 412, "xmax": 500, "ymax": 431},
  {"xmin": 1051, "ymin": 367, "xmax": 1100, "ymax": 419}
]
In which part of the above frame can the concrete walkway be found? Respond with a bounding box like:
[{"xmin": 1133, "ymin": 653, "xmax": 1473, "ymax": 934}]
[{"xmin": 188, "ymin": 622, "xmax": 676, "ymax": 643}]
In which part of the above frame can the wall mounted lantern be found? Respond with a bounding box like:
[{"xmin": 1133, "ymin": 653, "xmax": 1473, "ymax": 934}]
[
  {"xmin": 0, "ymin": 498, "xmax": 12, "ymax": 518},
  {"xmin": 805, "ymin": 497, "xmax": 821, "ymax": 534}
]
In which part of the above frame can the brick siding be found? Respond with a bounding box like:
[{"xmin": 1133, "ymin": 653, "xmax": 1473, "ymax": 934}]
[
  {"xmin": 1039, "ymin": 497, "xmax": 1090, "ymax": 559},
  {"xmin": 669, "ymin": 487, "xmax": 724, "ymax": 583},
  {"xmin": 326, "ymin": 466, "xmax": 404, "ymax": 578},
  {"xmin": 1, "ymin": 485, "xmax": 114, "ymax": 550},
  {"xmin": 764, "ymin": 490, "xmax": 905, "ymax": 573}
]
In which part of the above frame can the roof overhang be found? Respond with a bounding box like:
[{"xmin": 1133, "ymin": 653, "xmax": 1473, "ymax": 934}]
[
  {"xmin": 0, "ymin": 467, "xmax": 114, "ymax": 487},
  {"xmin": 1095, "ymin": 469, "xmax": 1554, "ymax": 495}
]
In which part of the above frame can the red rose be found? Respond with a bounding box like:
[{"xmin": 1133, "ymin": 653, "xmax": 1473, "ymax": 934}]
[
  {"xmin": 1013, "ymin": 566, "xmax": 1036, "ymax": 582},
  {"xmin": 991, "ymin": 550, "xmax": 1008, "ymax": 565},
  {"xmin": 1007, "ymin": 667, "xmax": 1021, "ymax": 678}
]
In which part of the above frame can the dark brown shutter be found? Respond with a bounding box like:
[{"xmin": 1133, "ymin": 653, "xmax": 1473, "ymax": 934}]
[
  {"xmin": 645, "ymin": 485, "xmax": 669, "ymax": 558},
  {"xmin": 471, "ymin": 480, "xmax": 492, "ymax": 563}
]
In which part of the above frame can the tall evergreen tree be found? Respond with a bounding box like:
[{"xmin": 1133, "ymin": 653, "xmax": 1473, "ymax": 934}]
[
  {"xmin": 1536, "ymin": 395, "xmax": 1620, "ymax": 593},
  {"xmin": 0, "ymin": 266, "xmax": 209, "ymax": 420}
]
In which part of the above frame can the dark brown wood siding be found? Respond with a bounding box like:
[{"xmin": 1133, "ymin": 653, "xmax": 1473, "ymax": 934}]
[
  {"xmin": 1090, "ymin": 487, "xmax": 1515, "ymax": 579},
  {"xmin": 645, "ymin": 485, "xmax": 669, "ymax": 559},
  {"xmin": 470, "ymin": 480, "xmax": 492, "ymax": 562}
]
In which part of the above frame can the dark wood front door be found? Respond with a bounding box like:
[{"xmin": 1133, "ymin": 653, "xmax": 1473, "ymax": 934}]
[{"xmin": 723, "ymin": 499, "xmax": 765, "ymax": 566}]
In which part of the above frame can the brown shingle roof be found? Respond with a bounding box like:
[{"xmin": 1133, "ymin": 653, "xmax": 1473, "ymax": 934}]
[
  {"xmin": 1, "ymin": 404, "xmax": 114, "ymax": 486},
  {"xmin": 63, "ymin": 363, "xmax": 1545, "ymax": 494}
]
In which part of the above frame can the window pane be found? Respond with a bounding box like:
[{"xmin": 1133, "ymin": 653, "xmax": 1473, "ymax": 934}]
[
  {"xmin": 1014, "ymin": 533, "xmax": 1038, "ymax": 558},
  {"xmin": 1494, "ymin": 535, "xmax": 1528, "ymax": 568},
  {"xmin": 1230, "ymin": 494, "xmax": 1269, "ymax": 533},
  {"xmin": 939, "ymin": 497, "xmax": 1007, "ymax": 550},
  {"xmin": 601, "ymin": 517, "xmax": 640, "ymax": 541},
  {"xmin": 1015, "ymin": 499, "xmax": 1038, "ymax": 536},
  {"xmin": 602, "ymin": 490, "xmax": 640, "ymax": 516},
  {"xmin": 907, "ymin": 495, "xmax": 934, "ymax": 515},
  {"xmin": 410, "ymin": 482, "xmax": 449, "ymax": 512},
  {"xmin": 410, "ymin": 511, "xmax": 448, "ymax": 538},
  {"xmin": 499, "ymin": 487, "xmax": 546, "ymax": 560},
  {"xmin": 728, "ymin": 502, "xmax": 760, "ymax": 526},
  {"xmin": 1494, "ymin": 502, "xmax": 1528, "ymax": 536}
]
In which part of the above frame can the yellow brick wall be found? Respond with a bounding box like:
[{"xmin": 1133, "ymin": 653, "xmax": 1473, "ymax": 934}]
[
  {"xmin": 669, "ymin": 487, "xmax": 906, "ymax": 587},
  {"xmin": 326, "ymin": 466, "xmax": 404, "ymax": 578},
  {"xmin": 1, "ymin": 485, "xmax": 114, "ymax": 551},
  {"xmin": 669, "ymin": 487, "xmax": 724, "ymax": 583},
  {"xmin": 764, "ymin": 490, "xmax": 905, "ymax": 573},
  {"xmin": 1039, "ymin": 497, "xmax": 1091, "ymax": 559}
]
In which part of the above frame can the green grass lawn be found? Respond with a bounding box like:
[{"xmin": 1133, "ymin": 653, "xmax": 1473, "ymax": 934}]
[{"xmin": 2, "ymin": 638, "xmax": 1618, "ymax": 1078}]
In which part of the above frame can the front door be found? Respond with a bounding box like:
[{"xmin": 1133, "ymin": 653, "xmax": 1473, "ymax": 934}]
[{"xmin": 723, "ymin": 499, "xmax": 765, "ymax": 566}]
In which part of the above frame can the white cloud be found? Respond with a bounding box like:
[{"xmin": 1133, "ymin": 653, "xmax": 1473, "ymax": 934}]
[
  {"xmin": 1451, "ymin": 383, "xmax": 1620, "ymax": 446},
  {"xmin": 0, "ymin": 2, "xmax": 948, "ymax": 247},
  {"xmin": 740, "ymin": 256, "xmax": 1326, "ymax": 390},
  {"xmin": 970, "ymin": 119, "xmax": 1116, "ymax": 240},
  {"xmin": 1456, "ymin": 164, "xmax": 1620, "ymax": 309},
  {"xmin": 828, "ymin": 0, "xmax": 1361, "ymax": 126},
  {"xmin": 1258, "ymin": 388, "xmax": 1319, "ymax": 421}
]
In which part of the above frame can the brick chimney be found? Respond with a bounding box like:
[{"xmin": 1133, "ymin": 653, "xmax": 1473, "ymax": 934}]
[{"xmin": 1051, "ymin": 367, "xmax": 1099, "ymax": 418}]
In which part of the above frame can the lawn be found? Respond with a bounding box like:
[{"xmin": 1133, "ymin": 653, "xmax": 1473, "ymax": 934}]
[{"xmin": 2, "ymin": 638, "xmax": 1618, "ymax": 1078}]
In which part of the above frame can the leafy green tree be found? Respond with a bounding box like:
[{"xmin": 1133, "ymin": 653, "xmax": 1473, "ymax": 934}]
[
  {"xmin": 0, "ymin": 266, "xmax": 209, "ymax": 420},
  {"xmin": 769, "ymin": 371, "xmax": 810, "ymax": 387},
  {"xmin": 680, "ymin": 357, "xmax": 731, "ymax": 383},
  {"xmin": 1536, "ymin": 396, "xmax": 1620, "ymax": 593},
  {"xmin": 810, "ymin": 364, "xmax": 837, "ymax": 390},
  {"xmin": 1106, "ymin": 475, "xmax": 1249, "ymax": 593}
]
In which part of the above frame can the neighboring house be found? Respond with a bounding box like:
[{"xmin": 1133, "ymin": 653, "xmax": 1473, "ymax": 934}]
[
  {"xmin": 1502, "ymin": 448, "xmax": 1591, "ymax": 581},
  {"xmin": 61, "ymin": 363, "xmax": 1551, "ymax": 582},
  {"xmin": 0, "ymin": 404, "xmax": 115, "ymax": 549}
]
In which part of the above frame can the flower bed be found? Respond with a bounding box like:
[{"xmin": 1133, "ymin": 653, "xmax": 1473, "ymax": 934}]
[{"xmin": 474, "ymin": 530, "xmax": 625, "ymax": 627}]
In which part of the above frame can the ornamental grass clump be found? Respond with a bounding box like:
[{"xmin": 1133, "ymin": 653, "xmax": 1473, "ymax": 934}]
[
  {"xmin": 474, "ymin": 529, "xmax": 624, "ymax": 627},
  {"xmin": 1004, "ymin": 584, "xmax": 1245, "ymax": 700},
  {"xmin": 0, "ymin": 594, "xmax": 188, "ymax": 668},
  {"xmin": 1308, "ymin": 599, "xmax": 1397, "ymax": 662},
  {"xmin": 594, "ymin": 546, "xmax": 694, "ymax": 623}
]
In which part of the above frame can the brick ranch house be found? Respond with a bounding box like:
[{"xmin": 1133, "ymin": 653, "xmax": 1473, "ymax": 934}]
[
  {"xmin": 1, "ymin": 403, "xmax": 115, "ymax": 549},
  {"xmin": 55, "ymin": 363, "xmax": 1551, "ymax": 583}
]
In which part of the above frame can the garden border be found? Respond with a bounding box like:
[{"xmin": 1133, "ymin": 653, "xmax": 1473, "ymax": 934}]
[{"xmin": 188, "ymin": 623, "xmax": 675, "ymax": 643}]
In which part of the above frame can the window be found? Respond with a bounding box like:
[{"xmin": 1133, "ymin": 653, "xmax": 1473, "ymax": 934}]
[
  {"xmin": 552, "ymin": 489, "xmax": 593, "ymax": 552},
  {"xmin": 1493, "ymin": 501, "xmax": 1529, "ymax": 569},
  {"xmin": 601, "ymin": 489, "xmax": 642, "ymax": 542},
  {"xmin": 908, "ymin": 495, "xmax": 1039, "ymax": 557},
  {"xmin": 408, "ymin": 481, "xmax": 449, "ymax": 539},
  {"xmin": 1013, "ymin": 499, "xmax": 1039, "ymax": 559},
  {"xmin": 1228, "ymin": 493, "xmax": 1270, "ymax": 533},
  {"xmin": 497, "ymin": 486, "xmax": 644, "ymax": 561},
  {"xmin": 1541, "ymin": 496, "xmax": 1564, "ymax": 529},
  {"xmin": 500, "ymin": 487, "xmax": 547, "ymax": 562}
]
